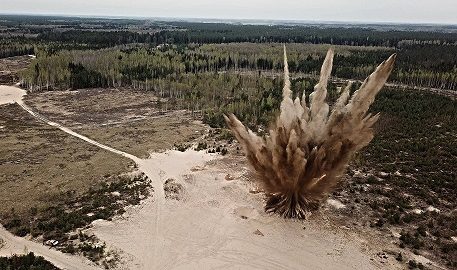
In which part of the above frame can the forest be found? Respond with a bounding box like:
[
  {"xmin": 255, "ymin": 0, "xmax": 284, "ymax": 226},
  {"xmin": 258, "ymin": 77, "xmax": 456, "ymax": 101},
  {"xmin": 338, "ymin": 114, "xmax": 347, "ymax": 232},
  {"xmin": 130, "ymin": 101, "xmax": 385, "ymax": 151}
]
[
  {"xmin": 1, "ymin": 15, "xmax": 454, "ymax": 129},
  {"xmin": 160, "ymin": 22, "xmax": 457, "ymax": 46},
  {"xmin": 12, "ymin": 41, "xmax": 455, "ymax": 129},
  {"xmin": 1, "ymin": 15, "xmax": 457, "ymax": 95}
]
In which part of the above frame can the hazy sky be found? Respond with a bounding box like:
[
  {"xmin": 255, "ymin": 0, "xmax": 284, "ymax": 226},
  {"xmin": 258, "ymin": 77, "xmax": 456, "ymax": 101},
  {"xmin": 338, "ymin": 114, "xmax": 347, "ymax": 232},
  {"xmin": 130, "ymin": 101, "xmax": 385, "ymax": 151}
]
[{"xmin": 1, "ymin": 0, "xmax": 456, "ymax": 24}]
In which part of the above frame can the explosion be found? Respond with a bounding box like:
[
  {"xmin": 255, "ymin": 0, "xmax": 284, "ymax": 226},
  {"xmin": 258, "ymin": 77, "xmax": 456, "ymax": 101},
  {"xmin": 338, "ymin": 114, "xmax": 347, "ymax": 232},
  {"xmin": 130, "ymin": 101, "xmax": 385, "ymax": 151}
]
[{"xmin": 225, "ymin": 46, "xmax": 396, "ymax": 219}]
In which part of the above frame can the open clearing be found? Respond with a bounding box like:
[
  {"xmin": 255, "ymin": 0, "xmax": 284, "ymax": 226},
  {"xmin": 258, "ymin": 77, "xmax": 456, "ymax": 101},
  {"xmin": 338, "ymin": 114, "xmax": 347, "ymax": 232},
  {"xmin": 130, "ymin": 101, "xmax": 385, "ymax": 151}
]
[
  {"xmin": 0, "ymin": 98, "xmax": 133, "ymax": 216},
  {"xmin": 0, "ymin": 85, "xmax": 406, "ymax": 269},
  {"xmin": 24, "ymin": 89, "xmax": 206, "ymax": 158},
  {"xmin": 91, "ymin": 151, "xmax": 401, "ymax": 270},
  {"xmin": 0, "ymin": 55, "xmax": 33, "ymax": 85}
]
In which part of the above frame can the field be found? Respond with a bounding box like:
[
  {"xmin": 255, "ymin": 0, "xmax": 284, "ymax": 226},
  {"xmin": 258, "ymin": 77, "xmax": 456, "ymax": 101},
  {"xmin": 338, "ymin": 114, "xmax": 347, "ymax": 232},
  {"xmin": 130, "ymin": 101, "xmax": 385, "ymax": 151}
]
[
  {"xmin": 0, "ymin": 103, "xmax": 133, "ymax": 216},
  {"xmin": 24, "ymin": 88, "xmax": 206, "ymax": 158},
  {"xmin": 0, "ymin": 88, "xmax": 206, "ymax": 266}
]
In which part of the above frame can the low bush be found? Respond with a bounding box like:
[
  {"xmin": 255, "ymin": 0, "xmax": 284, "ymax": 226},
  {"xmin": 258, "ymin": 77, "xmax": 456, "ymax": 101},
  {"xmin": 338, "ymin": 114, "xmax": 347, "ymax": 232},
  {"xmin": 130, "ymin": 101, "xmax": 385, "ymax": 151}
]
[{"xmin": 0, "ymin": 252, "xmax": 58, "ymax": 270}]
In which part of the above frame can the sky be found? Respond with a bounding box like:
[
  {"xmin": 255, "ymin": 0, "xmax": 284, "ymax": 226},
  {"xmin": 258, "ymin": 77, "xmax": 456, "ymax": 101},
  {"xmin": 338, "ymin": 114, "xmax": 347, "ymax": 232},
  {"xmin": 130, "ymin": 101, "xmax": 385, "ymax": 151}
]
[{"xmin": 1, "ymin": 0, "xmax": 457, "ymax": 25}]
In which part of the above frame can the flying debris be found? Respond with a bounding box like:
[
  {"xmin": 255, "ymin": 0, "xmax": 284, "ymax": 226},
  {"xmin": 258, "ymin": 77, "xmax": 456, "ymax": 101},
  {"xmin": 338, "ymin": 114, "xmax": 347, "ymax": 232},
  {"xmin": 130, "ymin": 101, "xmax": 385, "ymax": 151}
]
[{"xmin": 225, "ymin": 46, "xmax": 396, "ymax": 219}]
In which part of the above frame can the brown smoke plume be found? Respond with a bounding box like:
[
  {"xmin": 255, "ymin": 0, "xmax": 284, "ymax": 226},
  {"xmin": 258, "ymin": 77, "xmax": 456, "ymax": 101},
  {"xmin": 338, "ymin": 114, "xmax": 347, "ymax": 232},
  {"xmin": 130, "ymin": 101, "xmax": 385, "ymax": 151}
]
[{"xmin": 225, "ymin": 46, "xmax": 396, "ymax": 219}]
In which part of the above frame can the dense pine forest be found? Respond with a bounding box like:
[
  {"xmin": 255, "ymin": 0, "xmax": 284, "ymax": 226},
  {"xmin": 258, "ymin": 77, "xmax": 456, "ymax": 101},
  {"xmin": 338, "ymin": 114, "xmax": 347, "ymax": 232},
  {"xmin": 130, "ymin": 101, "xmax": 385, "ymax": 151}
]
[
  {"xmin": 2, "ymin": 15, "xmax": 456, "ymax": 129},
  {"xmin": 1, "ymin": 15, "xmax": 457, "ymax": 128}
]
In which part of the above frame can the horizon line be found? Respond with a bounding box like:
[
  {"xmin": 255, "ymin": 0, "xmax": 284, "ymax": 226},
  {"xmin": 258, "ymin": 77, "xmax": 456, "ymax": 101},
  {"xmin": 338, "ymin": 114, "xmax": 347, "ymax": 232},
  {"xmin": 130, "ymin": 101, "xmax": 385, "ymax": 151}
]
[{"xmin": 1, "ymin": 12, "xmax": 457, "ymax": 27}]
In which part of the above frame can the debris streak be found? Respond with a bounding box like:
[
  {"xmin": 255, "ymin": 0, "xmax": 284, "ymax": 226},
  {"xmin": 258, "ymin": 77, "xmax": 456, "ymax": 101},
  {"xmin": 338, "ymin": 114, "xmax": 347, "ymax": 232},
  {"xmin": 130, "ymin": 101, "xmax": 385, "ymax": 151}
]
[{"xmin": 225, "ymin": 46, "xmax": 396, "ymax": 218}]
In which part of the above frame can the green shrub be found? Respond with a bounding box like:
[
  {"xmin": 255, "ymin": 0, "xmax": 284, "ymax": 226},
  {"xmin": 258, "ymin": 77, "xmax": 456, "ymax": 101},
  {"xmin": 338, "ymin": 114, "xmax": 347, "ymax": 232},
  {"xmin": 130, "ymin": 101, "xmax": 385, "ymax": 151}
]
[{"xmin": 0, "ymin": 252, "xmax": 58, "ymax": 270}]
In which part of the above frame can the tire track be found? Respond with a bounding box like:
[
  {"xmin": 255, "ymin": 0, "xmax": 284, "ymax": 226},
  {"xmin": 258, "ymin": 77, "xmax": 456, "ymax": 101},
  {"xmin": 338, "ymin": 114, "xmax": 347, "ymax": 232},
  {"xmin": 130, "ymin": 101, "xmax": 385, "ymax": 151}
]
[
  {"xmin": 17, "ymin": 101, "xmax": 141, "ymax": 163},
  {"xmin": 15, "ymin": 100, "xmax": 167, "ymax": 269},
  {"xmin": 0, "ymin": 225, "xmax": 100, "ymax": 270},
  {"xmin": 1, "ymin": 86, "xmax": 165, "ymax": 269}
]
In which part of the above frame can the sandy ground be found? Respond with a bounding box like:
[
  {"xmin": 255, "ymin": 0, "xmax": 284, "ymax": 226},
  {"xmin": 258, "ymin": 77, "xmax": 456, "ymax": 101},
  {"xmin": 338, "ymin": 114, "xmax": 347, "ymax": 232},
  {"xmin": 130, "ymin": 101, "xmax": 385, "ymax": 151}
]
[
  {"xmin": 0, "ymin": 84, "xmax": 26, "ymax": 105},
  {"xmin": 0, "ymin": 85, "xmax": 397, "ymax": 270},
  {"xmin": 90, "ymin": 150, "xmax": 392, "ymax": 270}
]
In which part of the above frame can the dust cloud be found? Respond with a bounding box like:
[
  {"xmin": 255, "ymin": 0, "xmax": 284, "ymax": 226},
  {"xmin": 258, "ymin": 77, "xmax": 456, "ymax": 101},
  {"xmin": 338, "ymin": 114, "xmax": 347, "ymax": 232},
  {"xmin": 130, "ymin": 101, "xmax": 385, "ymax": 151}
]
[{"xmin": 225, "ymin": 46, "xmax": 396, "ymax": 218}]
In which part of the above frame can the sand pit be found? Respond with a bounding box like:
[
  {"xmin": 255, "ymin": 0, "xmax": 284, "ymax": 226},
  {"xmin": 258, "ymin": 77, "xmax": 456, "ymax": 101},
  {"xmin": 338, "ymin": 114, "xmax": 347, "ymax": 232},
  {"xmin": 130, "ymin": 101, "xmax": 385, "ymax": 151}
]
[{"xmin": 90, "ymin": 150, "xmax": 388, "ymax": 270}]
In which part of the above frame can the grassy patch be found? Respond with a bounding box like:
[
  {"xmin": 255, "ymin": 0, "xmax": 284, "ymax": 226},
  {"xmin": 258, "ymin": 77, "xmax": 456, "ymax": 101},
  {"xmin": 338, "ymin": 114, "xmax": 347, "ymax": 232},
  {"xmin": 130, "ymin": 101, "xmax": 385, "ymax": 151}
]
[
  {"xmin": 334, "ymin": 88, "xmax": 457, "ymax": 268},
  {"xmin": 2, "ymin": 172, "xmax": 150, "ymax": 265},
  {"xmin": 0, "ymin": 103, "xmax": 133, "ymax": 216},
  {"xmin": 24, "ymin": 89, "xmax": 206, "ymax": 158}
]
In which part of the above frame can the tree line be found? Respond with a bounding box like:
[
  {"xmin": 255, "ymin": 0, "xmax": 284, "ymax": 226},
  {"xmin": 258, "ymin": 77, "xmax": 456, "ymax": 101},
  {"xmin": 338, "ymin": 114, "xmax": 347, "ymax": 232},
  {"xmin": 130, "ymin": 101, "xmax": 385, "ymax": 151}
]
[
  {"xmin": 160, "ymin": 22, "xmax": 457, "ymax": 47},
  {"xmin": 20, "ymin": 43, "xmax": 457, "ymax": 95},
  {"xmin": 0, "ymin": 42, "xmax": 34, "ymax": 58}
]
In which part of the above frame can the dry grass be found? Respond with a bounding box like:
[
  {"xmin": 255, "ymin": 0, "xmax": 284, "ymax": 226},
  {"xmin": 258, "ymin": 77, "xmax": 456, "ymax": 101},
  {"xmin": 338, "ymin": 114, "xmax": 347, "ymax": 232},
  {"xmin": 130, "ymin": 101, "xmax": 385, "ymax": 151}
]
[
  {"xmin": 0, "ymin": 56, "xmax": 33, "ymax": 85},
  {"xmin": 77, "ymin": 114, "xmax": 205, "ymax": 158},
  {"xmin": 24, "ymin": 88, "xmax": 160, "ymax": 127},
  {"xmin": 24, "ymin": 88, "xmax": 205, "ymax": 158},
  {"xmin": 0, "ymin": 103, "xmax": 133, "ymax": 216}
]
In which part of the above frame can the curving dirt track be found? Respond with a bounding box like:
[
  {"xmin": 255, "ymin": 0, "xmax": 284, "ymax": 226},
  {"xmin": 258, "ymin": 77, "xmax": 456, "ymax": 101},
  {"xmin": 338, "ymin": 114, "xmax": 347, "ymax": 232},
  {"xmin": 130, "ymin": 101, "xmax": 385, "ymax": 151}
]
[
  {"xmin": 0, "ymin": 225, "xmax": 100, "ymax": 270},
  {"xmin": 0, "ymin": 85, "xmax": 397, "ymax": 270}
]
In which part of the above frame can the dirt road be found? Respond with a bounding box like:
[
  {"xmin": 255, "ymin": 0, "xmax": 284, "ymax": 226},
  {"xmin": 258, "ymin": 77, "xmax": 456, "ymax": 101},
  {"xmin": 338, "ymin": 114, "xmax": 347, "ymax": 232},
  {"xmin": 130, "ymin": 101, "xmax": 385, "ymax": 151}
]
[
  {"xmin": 0, "ymin": 225, "xmax": 100, "ymax": 270},
  {"xmin": 227, "ymin": 70, "xmax": 457, "ymax": 100},
  {"xmin": 0, "ymin": 85, "xmax": 140, "ymax": 269},
  {"xmin": 0, "ymin": 85, "xmax": 397, "ymax": 269}
]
